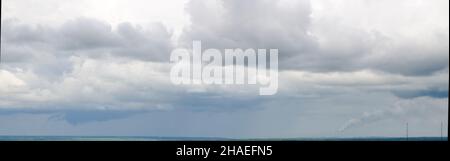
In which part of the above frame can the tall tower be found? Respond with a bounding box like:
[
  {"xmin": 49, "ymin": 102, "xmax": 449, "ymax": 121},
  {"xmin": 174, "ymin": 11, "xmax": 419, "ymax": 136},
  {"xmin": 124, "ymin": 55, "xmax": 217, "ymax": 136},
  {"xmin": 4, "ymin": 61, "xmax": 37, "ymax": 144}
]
[
  {"xmin": 441, "ymin": 121, "xmax": 444, "ymax": 141},
  {"xmin": 406, "ymin": 122, "xmax": 409, "ymax": 141}
]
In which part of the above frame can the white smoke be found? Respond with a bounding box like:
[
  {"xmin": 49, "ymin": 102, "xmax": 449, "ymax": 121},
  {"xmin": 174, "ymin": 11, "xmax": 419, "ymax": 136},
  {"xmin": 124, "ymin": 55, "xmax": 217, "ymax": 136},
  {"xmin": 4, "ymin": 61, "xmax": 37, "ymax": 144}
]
[{"xmin": 339, "ymin": 97, "xmax": 448, "ymax": 132}]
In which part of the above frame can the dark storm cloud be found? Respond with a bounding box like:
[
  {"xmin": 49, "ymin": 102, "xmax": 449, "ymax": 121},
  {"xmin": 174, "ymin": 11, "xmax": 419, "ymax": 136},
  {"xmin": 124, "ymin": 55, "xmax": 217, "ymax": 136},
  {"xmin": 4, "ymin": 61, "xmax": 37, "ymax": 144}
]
[
  {"xmin": 2, "ymin": 17, "xmax": 173, "ymax": 64},
  {"xmin": 180, "ymin": 0, "xmax": 449, "ymax": 76},
  {"xmin": 180, "ymin": 0, "xmax": 317, "ymax": 64},
  {"xmin": 0, "ymin": 0, "xmax": 448, "ymax": 132},
  {"xmin": 393, "ymin": 88, "xmax": 449, "ymax": 99},
  {"xmin": 2, "ymin": 0, "xmax": 448, "ymax": 78},
  {"xmin": 58, "ymin": 18, "xmax": 121, "ymax": 50}
]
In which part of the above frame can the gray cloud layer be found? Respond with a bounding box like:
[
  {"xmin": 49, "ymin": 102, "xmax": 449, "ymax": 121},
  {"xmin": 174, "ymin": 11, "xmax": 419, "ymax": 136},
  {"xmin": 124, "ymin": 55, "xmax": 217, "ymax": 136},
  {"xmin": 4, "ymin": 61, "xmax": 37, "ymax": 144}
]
[
  {"xmin": 0, "ymin": 0, "xmax": 448, "ymax": 137},
  {"xmin": 181, "ymin": 0, "xmax": 449, "ymax": 75},
  {"xmin": 2, "ymin": 18, "xmax": 173, "ymax": 63}
]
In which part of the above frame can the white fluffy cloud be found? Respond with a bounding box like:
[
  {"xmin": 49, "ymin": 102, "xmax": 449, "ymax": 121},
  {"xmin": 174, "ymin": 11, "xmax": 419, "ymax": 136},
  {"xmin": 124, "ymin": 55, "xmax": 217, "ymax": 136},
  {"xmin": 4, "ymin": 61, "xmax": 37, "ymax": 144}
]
[{"xmin": 340, "ymin": 96, "xmax": 448, "ymax": 132}]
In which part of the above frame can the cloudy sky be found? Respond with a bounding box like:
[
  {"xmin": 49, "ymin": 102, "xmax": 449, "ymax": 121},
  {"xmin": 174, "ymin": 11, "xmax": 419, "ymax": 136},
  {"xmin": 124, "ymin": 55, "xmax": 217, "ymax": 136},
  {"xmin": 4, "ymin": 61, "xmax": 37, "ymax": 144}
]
[{"xmin": 0, "ymin": 0, "xmax": 448, "ymax": 138}]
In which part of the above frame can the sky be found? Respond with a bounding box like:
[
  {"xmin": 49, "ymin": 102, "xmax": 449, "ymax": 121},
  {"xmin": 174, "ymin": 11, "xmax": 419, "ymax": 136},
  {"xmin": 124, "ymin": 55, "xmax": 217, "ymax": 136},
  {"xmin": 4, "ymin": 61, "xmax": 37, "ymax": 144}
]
[{"xmin": 0, "ymin": 0, "xmax": 448, "ymax": 138}]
